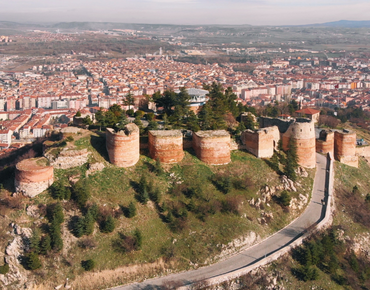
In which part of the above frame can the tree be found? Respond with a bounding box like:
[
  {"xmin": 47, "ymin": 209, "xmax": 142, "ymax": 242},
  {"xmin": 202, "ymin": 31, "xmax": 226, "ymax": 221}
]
[
  {"xmin": 284, "ymin": 137, "xmax": 299, "ymax": 181},
  {"xmin": 25, "ymin": 252, "xmax": 41, "ymax": 270},
  {"xmin": 83, "ymin": 115, "xmax": 93, "ymax": 126},
  {"xmin": 72, "ymin": 180, "xmax": 90, "ymax": 208},
  {"xmin": 123, "ymin": 93, "xmax": 135, "ymax": 110},
  {"xmin": 101, "ymin": 215, "xmax": 115, "ymax": 233},
  {"xmin": 133, "ymin": 228, "xmax": 143, "ymax": 250},
  {"xmin": 186, "ymin": 111, "xmax": 200, "ymax": 132},
  {"xmin": 40, "ymin": 235, "xmax": 51, "ymax": 255},
  {"xmin": 29, "ymin": 229, "xmax": 40, "ymax": 254},
  {"xmin": 84, "ymin": 210, "xmax": 95, "ymax": 236},
  {"xmin": 278, "ymin": 190, "xmax": 291, "ymax": 207},
  {"xmin": 47, "ymin": 202, "xmax": 64, "ymax": 224},
  {"xmin": 152, "ymin": 90, "xmax": 176, "ymax": 116},
  {"xmin": 127, "ymin": 201, "xmax": 137, "ymax": 218},
  {"xmin": 75, "ymin": 111, "xmax": 82, "ymax": 117},
  {"xmin": 49, "ymin": 218, "xmax": 63, "ymax": 252}
]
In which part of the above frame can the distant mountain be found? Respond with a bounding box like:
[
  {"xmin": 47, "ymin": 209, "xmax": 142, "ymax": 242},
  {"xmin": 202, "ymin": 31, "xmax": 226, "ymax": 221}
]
[{"xmin": 303, "ymin": 20, "xmax": 370, "ymax": 28}]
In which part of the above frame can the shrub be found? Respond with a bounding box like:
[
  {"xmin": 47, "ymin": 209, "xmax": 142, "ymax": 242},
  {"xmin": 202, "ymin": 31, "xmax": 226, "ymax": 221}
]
[
  {"xmin": 49, "ymin": 182, "xmax": 71, "ymax": 200},
  {"xmin": 25, "ymin": 252, "xmax": 42, "ymax": 270},
  {"xmin": 88, "ymin": 203, "xmax": 100, "ymax": 221},
  {"xmin": 65, "ymin": 136, "xmax": 74, "ymax": 142},
  {"xmin": 133, "ymin": 228, "xmax": 143, "ymax": 250},
  {"xmin": 278, "ymin": 191, "xmax": 291, "ymax": 207},
  {"xmin": 127, "ymin": 201, "xmax": 137, "ymax": 218},
  {"xmin": 101, "ymin": 215, "xmax": 115, "ymax": 233},
  {"xmin": 0, "ymin": 263, "xmax": 9, "ymax": 275},
  {"xmin": 46, "ymin": 202, "xmax": 64, "ymax": 224},
  {"xmin": 78, "ymin": 238, "xmax": 97, "ymax": 249},
  {"xmin": 72, "ymin": 180, "xmax": 90, "ymax": 208},
  {"xmin": 81, "ymin": 259, "xmax": 95, "ymax": 271},
  {"xmin": 222, "ymin": 196, "xmax": 242, "ymax": 215},
  {"xmin": 149, "ymin": 188, "xmax": 161, "ymax": 204}
]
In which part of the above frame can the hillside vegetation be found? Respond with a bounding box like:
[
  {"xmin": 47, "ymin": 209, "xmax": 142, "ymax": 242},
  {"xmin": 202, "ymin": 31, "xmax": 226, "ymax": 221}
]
[{"xmin": 0, "ymin": 129, "xmax": 314, "ymax": 290}]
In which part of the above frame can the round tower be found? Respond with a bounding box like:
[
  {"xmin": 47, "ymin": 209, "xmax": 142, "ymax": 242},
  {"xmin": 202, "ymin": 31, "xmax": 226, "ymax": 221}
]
[
  {"xmin": 148, "ymin": 130, "xmax": 184, "ymax": 164},
  {"xmin": 192, "ymin": 130, "xmax": 231, "ymax": 165},
  {"xmin": 15, "ymin": 157, "xmax": 54, "ymax": 198},
  {"xmin": 334, "ymin": 129, "xmax": 358, "ymax": 167},
  {"xmin": 282, "ymin": 119, "xmax": 316, "ymax": 168},
  {"xmin": 106, "ymin": 124, "xmax": 140, "ymax": 168}
]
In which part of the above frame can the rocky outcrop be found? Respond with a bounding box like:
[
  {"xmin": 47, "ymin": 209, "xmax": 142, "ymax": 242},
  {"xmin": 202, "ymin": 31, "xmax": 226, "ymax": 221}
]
[
  {"xmin": 0, "ymin": 224, "xmax": 31, "ymax": 288},
  {"xmin": 86, "ymin": 162, "xmax": 105, "ymax": 177}
]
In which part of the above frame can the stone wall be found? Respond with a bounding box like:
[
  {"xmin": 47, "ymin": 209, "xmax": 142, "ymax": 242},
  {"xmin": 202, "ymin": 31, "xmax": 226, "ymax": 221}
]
[
  {"xmin": 192, "ymin": 130, "xmax": 231, "ymax": 165},
  {"xmin": 241, "ymin": 126, "xmax": 280, "ymax": 158},
  {"xmin": 15, "ymin": 158, "xmax": 54, "ymax": 197},
  {"xmin": 148, "ymin": 130, "xmax": 184, "ymax": 164},
  {"xmin": 316, "ymin": 129, "xmax": 334, "ymax": 155},
  {"xmin": 334, "ymin": 129, "xmax": 358, "ymax": 168},
  {"xmin": 356, "ymin": 145, "xmax": 370, "ymax": 158},
  {"xmin": 106, "ymin": 124, "xmax": 140, "ymax": 167},
  {"xmin": 282, "ymin": 119, "xmax": 316, "ymax": 168},
  {"xmin": 45, "ymin": 148, "xmax": 90, "ymax": 169},
  {"xmin": 259, "ymin": 116, "xmax": 294, "ymax": 134}
]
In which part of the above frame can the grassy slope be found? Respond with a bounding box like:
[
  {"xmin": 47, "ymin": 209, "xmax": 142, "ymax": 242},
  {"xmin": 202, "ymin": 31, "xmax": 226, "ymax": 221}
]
[{"xmin": 0, "ymin": 131, "xmax": 314, "ymax": 290}]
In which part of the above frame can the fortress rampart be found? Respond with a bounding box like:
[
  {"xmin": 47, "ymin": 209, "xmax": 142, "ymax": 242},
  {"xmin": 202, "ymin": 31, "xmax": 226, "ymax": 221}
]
[
  {"xmin": 192, "ymin": 130, "xmax": 231, "ymax": 165},
  {"xmin": 148, "ymin": 130, "xmax": 184, "ymax": 164},
  {"xmin": 334, "ymin": 129, "xmax": 358, "ymax": 167},
  {"xmin": 241, "ymin": 126, "xmax": 280, "ymax": 158},
  {"xmin": 282, "ymin": 119, "xmax": 316, "ymax": 168},
  {"xmin": 15, "ymin": 157, "xmax": 54, "ymax": 198},
  {"xmin": 316, "ymin": 129, "xmax": 334, "ymax": 155},
  {"xmin": 106, "ymin": 124, "xmax": 140, "ymax": 167}
]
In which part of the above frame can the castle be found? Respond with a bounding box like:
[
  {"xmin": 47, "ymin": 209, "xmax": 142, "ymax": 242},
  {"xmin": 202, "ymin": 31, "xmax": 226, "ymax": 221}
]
[{"xmin": 15, "ymin": 118, "xmax": 363, "ymax": 197}]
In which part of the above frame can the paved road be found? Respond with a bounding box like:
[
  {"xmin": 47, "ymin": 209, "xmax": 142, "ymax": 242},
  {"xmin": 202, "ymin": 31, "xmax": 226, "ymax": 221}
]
[{"xmin": 113, "ymin": 153, "xmax": 328, "ymax": 290}]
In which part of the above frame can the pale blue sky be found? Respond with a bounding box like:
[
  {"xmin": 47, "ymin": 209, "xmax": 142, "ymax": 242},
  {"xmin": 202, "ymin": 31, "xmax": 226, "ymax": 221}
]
[{"xmin": 1, "ymin": 0, "xmax": 369, "ymax": 25}]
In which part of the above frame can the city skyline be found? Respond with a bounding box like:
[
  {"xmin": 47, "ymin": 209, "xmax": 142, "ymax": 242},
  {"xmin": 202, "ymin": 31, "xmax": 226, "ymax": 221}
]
[{"xmin": 1, "ymin": 0, "xmax": 370, "ymax": 26}]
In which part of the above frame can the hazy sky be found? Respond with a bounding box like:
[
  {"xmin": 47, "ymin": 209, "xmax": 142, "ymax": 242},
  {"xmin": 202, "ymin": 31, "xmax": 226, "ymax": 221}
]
[{"xmin": 1, "ymin": 0, "xmax": 370, "ymax": 25}]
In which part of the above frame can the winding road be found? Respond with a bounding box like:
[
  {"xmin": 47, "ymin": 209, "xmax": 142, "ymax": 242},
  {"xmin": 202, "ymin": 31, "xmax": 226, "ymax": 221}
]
[{"xmin": 113, "ymin": 153, "xmax": 329, "ymax": 290}]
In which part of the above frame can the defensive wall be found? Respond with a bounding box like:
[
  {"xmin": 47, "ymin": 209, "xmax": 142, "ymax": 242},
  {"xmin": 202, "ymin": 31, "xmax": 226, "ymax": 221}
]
[
  {"xmin": 15, "ymin": 157, "xmax": 54, "ymax": 198},
  {"xmin": 106, "ymin": 124, "xmax": 140, "ymax": 168},
  {"xmin": 316, "ymin": 129, "xmax": 334, "ymax": 156},
  {"xmin": 259, "ymin": 116, "xmax": 294, "ymax": 134},
  {"xmin": 334, "ymin": 129, "xmax": 358, "ymax": 168},
  {"xmin": 148, "ymin": 130, "xmax": 184, "ymax": 164},
  {"xmin": 192, "ymin": 130, "xmax": 231, "ymax": 165},
  {"xmin": 241, "ymin": 126, "xmax": 280, "ymax": 158}
]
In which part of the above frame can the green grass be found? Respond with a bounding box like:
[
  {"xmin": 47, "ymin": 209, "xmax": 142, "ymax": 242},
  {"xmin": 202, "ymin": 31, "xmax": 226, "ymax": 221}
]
[{"xmin": 7, "ymin": 132, "xmax": 316, "ymax": 289}]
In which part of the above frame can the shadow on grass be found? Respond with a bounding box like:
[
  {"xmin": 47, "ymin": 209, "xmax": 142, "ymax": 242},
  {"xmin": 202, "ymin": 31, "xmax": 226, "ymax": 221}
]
[{"xmin": 90, "ymin": 134, "xmax": 109, "ymax": 162}]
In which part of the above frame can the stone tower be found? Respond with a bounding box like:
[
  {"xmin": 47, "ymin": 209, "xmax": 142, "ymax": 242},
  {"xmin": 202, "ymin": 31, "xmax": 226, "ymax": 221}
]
[
  {"xmin": 148, "ymin": 130, "xmax": 184, "ymax": 164},
  {"xmin": 282, "ymin": 119, "xmax": 316, "ymax": 168},
  {"xmin": 192, "ymin": 130, "xmax": 231, "ymax": 165},
  {"xmin": 334, "ymin": 129, "xmax": 358, "ymax": 167},
  {"xmin": 15, "ymin": 157, "xmax": 54, "ymax": 198},
  {"xmin": 106, "ymin": 124, "xmax": 140, "ymax": 168}
]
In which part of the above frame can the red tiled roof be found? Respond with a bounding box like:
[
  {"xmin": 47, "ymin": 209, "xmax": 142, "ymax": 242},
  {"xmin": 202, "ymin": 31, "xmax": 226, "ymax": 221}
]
[{"xmin": 295, "ymin": 108, "xmax": 320, "ymax": 115}]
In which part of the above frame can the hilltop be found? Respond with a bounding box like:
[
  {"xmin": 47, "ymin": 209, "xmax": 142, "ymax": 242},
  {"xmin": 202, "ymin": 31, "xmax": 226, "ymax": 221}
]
[{"xmin": 0, "ymin": 128, "xmax": 314, "ymax": 290}]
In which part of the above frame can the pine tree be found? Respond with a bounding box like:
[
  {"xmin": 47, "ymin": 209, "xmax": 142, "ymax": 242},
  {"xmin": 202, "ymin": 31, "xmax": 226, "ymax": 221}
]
[
  {"xmin": 49, "ymin": 218, "xmax": 63, "ymax": 252},
  {"xmin": 101, "ymin": 215, "xmax": 115, "ymax": 233},
  {"xmin": 47, "ymin": 202, "xmax": 64, "ymax": 224},
  {"xmin": 83, "ymin": 210, "xmax": 95, "ymax": 236},
  {"xmin": 127, "ymin": 201, "xmax": 136, "ymax": 218},
  {"xmin": 133, "ymin": 228, "xmax": 143, "ymax": 250},
  {"xmin": 73, "ymin": 217, "xmax": 85, "ymax": 238},
  {"xmin": 40, "ymin": 235, "xmax": 51, "ymax": 255},
  {"xmin": 26, "ymin": 252, "xmax": 42, "ymax": 270},
  {"xmin": 72, "ymin": 180, "xmax": 90, "ymax": 208},
  {"xmin": 284, "ymin": 137, "xmax": 299, "ymax": 181},
  {"xmin": 29, "ymin": 229, "xmax": 40, "ymax": 254}
]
